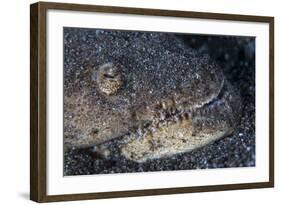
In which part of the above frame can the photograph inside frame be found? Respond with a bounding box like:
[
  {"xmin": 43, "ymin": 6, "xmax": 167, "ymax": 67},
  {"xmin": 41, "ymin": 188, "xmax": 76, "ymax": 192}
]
[{"xmin": 63, "ymin": 27, "xmax": 255, "ymax": 176}]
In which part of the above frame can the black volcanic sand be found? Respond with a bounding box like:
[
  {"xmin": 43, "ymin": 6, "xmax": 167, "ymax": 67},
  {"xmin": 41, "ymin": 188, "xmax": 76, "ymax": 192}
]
[{"xmin": 64, "ymin": 32, "xmax": 255, "ymax": 176}]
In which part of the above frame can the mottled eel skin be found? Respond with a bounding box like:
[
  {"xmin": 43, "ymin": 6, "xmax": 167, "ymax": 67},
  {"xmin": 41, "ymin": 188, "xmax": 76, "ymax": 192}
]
[{"xmin": 64, "ymin": 28, "xmax": 241, "ymax": 163}]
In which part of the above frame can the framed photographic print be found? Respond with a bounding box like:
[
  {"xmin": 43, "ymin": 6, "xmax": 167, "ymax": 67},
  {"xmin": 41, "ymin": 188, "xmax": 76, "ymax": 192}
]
[{"xmin": 30, "ymin": 1, "xmax": 274, "ymax": 202}]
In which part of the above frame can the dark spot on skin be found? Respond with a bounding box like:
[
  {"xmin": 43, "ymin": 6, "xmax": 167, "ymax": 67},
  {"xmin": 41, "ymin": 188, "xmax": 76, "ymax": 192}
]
[{"xmin": 89, "ymin": 128, "xmax": 99, "ymax": 137}]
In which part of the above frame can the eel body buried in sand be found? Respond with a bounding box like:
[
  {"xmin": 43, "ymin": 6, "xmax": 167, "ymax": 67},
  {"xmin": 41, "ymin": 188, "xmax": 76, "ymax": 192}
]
[{"xmin": 64, "ymin": 29, "xmax": 242, "ymax": 163}]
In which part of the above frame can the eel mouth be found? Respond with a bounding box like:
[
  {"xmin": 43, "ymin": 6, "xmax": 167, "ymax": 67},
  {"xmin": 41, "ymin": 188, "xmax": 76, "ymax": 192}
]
[
  {"xmin": 120, "ymin": 79, "xmax": 235, "ymax": 162},
  {"xmin": 129, "ymin": 79, "xmax": 226, "ymax": 139}
]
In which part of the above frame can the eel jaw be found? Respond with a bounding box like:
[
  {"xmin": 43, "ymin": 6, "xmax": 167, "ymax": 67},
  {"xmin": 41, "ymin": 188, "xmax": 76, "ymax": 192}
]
[
  {"xmin": 121, "ymin": 80, "xmax": 238, "ymax": 163},
  {"xmin": 121, "ymin": 120, "xmax": 233, "ymax": 163}
]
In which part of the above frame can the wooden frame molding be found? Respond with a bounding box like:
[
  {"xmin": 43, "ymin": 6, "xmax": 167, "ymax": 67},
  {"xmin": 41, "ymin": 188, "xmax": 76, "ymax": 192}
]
[{"xmin": 30, "ymin": 1, "xmax": 274, "ymax": 202}]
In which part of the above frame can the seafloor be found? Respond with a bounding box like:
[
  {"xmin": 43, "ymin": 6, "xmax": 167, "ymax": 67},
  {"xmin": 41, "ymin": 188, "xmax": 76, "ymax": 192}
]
[{"xmin": 64, "ymin": 30, "xmax": 255, "ymax": 175}]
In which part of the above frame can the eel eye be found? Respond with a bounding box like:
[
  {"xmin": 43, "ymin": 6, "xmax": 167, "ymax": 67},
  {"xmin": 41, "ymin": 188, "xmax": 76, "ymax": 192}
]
[{"xmin": 97, "ymin": 63, "xmax": 123, "ymax": 95}]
